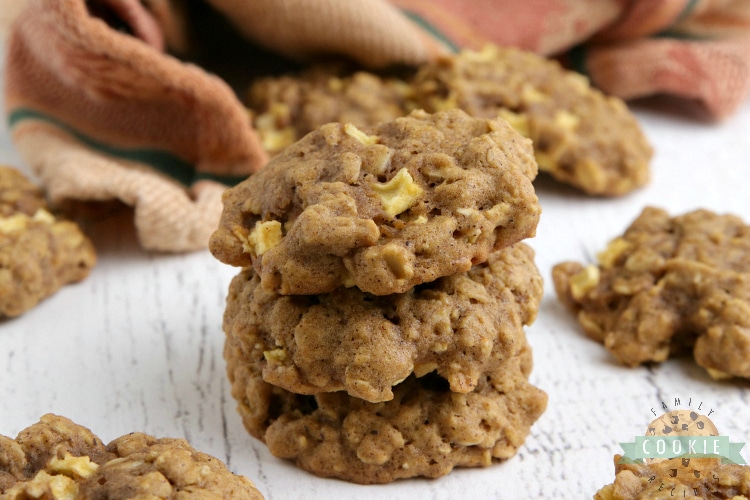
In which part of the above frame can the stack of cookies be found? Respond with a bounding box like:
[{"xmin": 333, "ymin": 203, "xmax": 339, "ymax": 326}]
[{"xmin": 210, "ymin": 109, "xmax": 548, "ymax": 483}]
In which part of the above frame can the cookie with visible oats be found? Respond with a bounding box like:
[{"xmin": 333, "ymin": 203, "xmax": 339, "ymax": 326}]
[
  {"xmin": 225, "ymin": 332, "xmax": 547, "ymax": 484},
  {"xmin": 594, "ymin": 454, "xmax": 750, "ymax": 500},
  {"xmin": 210, "ymin": 109, "xmax": 540, "ymax": 296},
  {"xmin": 552, "ymin": 206, "xmax": 750, "ymax": 380},
  {"xmin": 0, "ymin": 414, "xmax": 265, "ymax": 499},
  {"xmin": 248, "ymin": 65, "xmax": 415, "ymax": 156},
  {"xmin": 223, "ymin": 243, "xmax": 542, "ymax": 403},
  {"xmin": 0, "ymin": 166, "xmax": 96, "ymax": 317},
  {"xmin": 412, "ymin": 45, "xmax": 652, "ymax": 196}
]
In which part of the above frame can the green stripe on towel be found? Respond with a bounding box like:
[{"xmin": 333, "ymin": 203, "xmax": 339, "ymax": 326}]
[
  {"xmin": 8, "ymin": 108, "xmax": 248, "ymax": 187},
  {"xmin": 401, "ymin": 10, "xmax": 460, "ymax": 53}
]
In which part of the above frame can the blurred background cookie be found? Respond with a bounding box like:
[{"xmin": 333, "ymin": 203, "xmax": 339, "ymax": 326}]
[
  {"xmin": 412, "ymin": 46, "xmax": 652, "ymax": 196},
  {"xmin": 248, "ymin": 64, "xmax": 416, "ymax": 156},
  {"xmin": 246, "ymin": 45, "xmax": 653, "ymax": 197},
  {"xmin": 0, "ymin": 165, "xmax": 96, "ymax": 317}
]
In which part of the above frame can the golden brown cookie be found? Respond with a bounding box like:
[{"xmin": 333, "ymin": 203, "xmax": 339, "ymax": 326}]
[
  {"xmin": 552, "ymin": 206, "xmax": 750, "ymax": 379},
  {"xmin": 412, "ymin": 46, "xmax": 652, "ymax": 196},
  {"xmin": 0, "ymin": 166, "xmax": 46, "ymax": 217},
  {"xmin": 0, "ymin": 414, "xmax": 265, "ymax": 499},
  {"xmin": 594, "ymin": 455, "xmax": 750, "ymax": 499},
  {"xmin": 0, "ymin": 166, "xmax": 96, "ymax": 317},
  {"xmin": 223, "ymin": 242, "xmax": 542, "ymax": 403},
  {"xmin": 248, "ymin": 65, "xmax": 416, "ymax": 156},
  {"xmin": 210, "ymin": 109, "xmax": 540, "ymax": 296},
  {"xmin": 225, "ymin": 334, "xmax": 547, "ymax": 484}
]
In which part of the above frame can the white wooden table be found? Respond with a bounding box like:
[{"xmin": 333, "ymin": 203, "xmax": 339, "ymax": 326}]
[{"xmin": 1, "ymin": 41, "xmax": 749, "ymax": 498}]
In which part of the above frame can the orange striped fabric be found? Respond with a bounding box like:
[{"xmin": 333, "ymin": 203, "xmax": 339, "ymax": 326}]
[{"xmin": 390, "ymin": 0, "xmax": 750, "ymax": 119}]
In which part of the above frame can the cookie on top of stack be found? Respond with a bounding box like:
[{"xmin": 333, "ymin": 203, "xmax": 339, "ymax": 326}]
[{"xmin": 210, "ymin": 109, "xmax": 547, "ymax": 484}]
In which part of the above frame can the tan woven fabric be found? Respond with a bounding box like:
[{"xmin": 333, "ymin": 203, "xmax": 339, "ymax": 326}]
[
  {"xmin": 207, "ymin": 0, "xmax": 447, "ymax": 68},
  {"xmin": 5, "ymin": 0, "xmax": 268, "ymax": 251}
]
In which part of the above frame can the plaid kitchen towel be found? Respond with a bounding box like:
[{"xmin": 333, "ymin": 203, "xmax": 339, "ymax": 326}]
[{"xmin": 5, "ymin": 0, "xmax": 750, "ymax": 251}]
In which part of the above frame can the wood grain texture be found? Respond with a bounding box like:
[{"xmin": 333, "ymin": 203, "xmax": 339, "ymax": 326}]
[{"xmin": 1, "ymin": 42, "xmax": 749, "ymax": 498}]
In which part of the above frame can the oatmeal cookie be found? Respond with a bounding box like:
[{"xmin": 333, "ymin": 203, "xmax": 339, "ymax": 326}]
[
  {"xmin": 0, "ymin": 414, "xmax": 264, "ymax": 499},
  {"xmin": 594, "ymin": 455, "xmax": 750, "ymax": 499},
  {"xmin": 0, "ymin": 166, "xmax": 46, "ymax": 217},
  {"xmin": 225, "ymin": 335, "xmax": 547, "ymax": 484},
  {"xmin": 223, "ymin": 243, "xmax": 542, "ymax": 403},
  {"xmin": 210, "ymin": 109, "xmax": 540, "ymax": 296},
  {"xmin": 0, "ymin": 166, "xmax": 96, "ymax": 317},
  {"xmin": 552, "ymin": 207, "xmax": 750, "ymax": 379},
  {"xmin": 248, "ymin": 65, "xmax": 415, "ymax": 155},
  {"xmin": 412, "ymin": 45, "xmax": 652, "ymax": 196}
]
